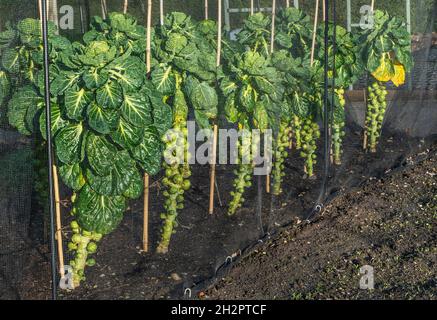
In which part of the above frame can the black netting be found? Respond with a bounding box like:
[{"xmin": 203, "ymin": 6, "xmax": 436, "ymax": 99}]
[{"xmin": 0, "ymin": 0, "xmax": 435, "ymax": 300}]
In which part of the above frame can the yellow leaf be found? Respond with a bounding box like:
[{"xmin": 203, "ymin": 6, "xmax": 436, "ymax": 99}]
[
  {"xmin": 390, "ymin": 63, "xmax": 406, "ymax": 87},
  {"xmin": 371, "ymin": 55, "xmax": 394, "ymax": 83}
]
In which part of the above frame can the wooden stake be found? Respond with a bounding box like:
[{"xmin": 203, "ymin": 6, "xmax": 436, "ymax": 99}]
[
  {"xmin": 52, "ymin": 164, "xmax": 65, "ymax": 278},
  {"xmin": 160, "ymin": 0, "xmax": 164, "ymax": 26},
  {"xmin": 209, "ymin": 124, "xmax": 218, "ymax": 214},
  {"xmin": 371, "ymin": 0, "xmax": 375, "ymax": 11},
  {"xmin": 101, "ymin": 0, "xmax": 107, "ymax": 19},
  {"xmin": 205, "ymin": 0, "xmax": 209, "ymax": 20},
  {"xmin": 363, "ymin": 88, "xmax": 368, "ymax": 150},
  {"xmin": 270, "ymin": 0, "xmax": 276, "ymax": 54},
  {"xmin": 142, "ymin": 0, "xmax": 152, "ymax": 252},
  {"xmin": 123, "ymin": 0, "xmax": 128, "ymax": 14},
  {"xmin": 310, "ymin": 0, "xmax": 319, "ymax": 66},
  {"xmin": 142, "ymin": 174, "xmax": 149, "ymax": 251},
  {"xmin": 250, "ymin": 0, "xmax": 254, "ymax": 15},
  {"xmin": 286, "ymin": 0, "xmax": 290, "ymax": 8},
  {"xmin": 209, "ymin": 0, "xmax": 222, "ymax": 215}
]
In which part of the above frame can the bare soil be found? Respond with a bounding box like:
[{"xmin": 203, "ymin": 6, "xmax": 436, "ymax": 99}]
[{"xmin": 205, "ymin": 150, "xmax": 437, "ymax": 300}]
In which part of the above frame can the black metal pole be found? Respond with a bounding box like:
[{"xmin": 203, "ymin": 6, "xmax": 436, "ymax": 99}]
[
  {"xmin": 331, "ymin": 0, "xmax": 336, "ymax": 124},
  {"xmin": 41, "ymin": 0, "xmax": 58, "ymax": 301},
  {"xmin": 322, "ymin": 0, "xmax": 330, "ymax": 193}
]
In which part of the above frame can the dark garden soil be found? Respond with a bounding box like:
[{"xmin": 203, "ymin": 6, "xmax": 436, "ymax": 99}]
[
  {"xmin": 11, "ymin": 125, "xmax": 435, "ymax": 300},
  {"xmin": 204, "ymin": 148, "xmax": 437, "ymax": 300}
]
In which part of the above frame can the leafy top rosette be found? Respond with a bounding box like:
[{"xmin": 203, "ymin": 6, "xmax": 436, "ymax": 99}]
[
  {"xmin": 221, "ymin": 50, "xmax": 283, "ymax": 131},
  {"xmin": 314, "ymin": 23, "xmax": 363, "ymax": 88},
  {"xmin": 357, "ymin": 10, "xmax": 412, "ymax": 87},
  {"xmin": 0, "ymin": 18, "xmax": 72, "ymax": 134},
  {"xmin": 151, "ymin": 12, "xmax": 219, "ymax": 128},
  {"xmin": 274, "ymin": 7, "xmax": 313, "ymax": 59},
  {"xmin": 82, "ymin": 12, "xmax": 147, "ymax": 56},
  {"xmin": 237, "ymin": 12, "xmax": 271, "ymax": 56}
]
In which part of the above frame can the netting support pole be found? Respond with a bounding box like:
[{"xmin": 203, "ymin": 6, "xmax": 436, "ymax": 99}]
[
  {"xmin": 310, "ymin": 0, "xmax": 319, "ymax": 66},
  {"xmin": 143, "ymin": 0, "xmax": 152, "ymax": 252},
  {"xmin": 40, "ymin": 0, "xmax": 58, "ymax": 300},
  {"xmin": 265, "ymin": 0, "xmax": 276, "ymax": 194},
  {"xmin": 209, "ymin": 0, "xmax": 222, "ymax": 215}
]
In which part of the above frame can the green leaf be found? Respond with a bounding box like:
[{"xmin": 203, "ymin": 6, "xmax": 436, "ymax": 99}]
[
  {"xmin": 107, "ymin": 56, "xmax": 145, "ymax": 90},
  {"xmin": 131, "ymin": 126, "xmax": 162, "ymax": 175},
  {"xmin": 123, "ymin": 169, "xmax": 144, "ymax": 199},
  {"xmin": 120, "ymin": 92, "xmax": 152, "ymax": 127},
  {"xmin": 150, "ymin": 96, "xmax": 173, "ymax": 136},
  {"xmin": 86, "ymin": 132, "xmax": 118, "ymax": 176},
  {"xmin": 0, "ymin": 71, "xmax": 10, "ymax": 105},
  {"xmin": 151, "ymin": 66, "xmax": 175, "ymax": 95},
  {"xmin": 87, "ymin": 102, "xmax": 119, "ymax": 134},
  {"xmin": 76, "ymin": 185, "xmax": 126, "ymax": 235},
  {"xmin": 83, "ymin": 68, "xmax": 109, "ymax": 89},
  {"xmin": 64, "ymin": 87, "xmax": 92, "ymax": 120},
  {"xmin": 96, "ymin": 81, "xmax": 123, "ymax": 109},
  {"xmin": 55, "ymin": 122, "xmax": 86, "ymax": 164},
  {"xmin": 58, "ymin": 162, "xmax": 86, "ymax": 191},
  {"xmin": 39, "ymin": 102, "xmax": 68, "ymax": 139},
  {"xmin": 51, "ymin": 71, "xmax": 81, "ymax": 96},
  {"xmin": 110, "ymin": 116, "xmax": 143, "ymax": 149},
  {"xmin": 189, "ymin": 82, "xmax": 218, "ymax": 119},
  {"xmin": 7, "ymin": 85, "xmax": 41, "ymax": 135},
  {"xmin": 86, "ymin": 150, "xmax": 136, "ymax": 196},
  {"xmin": 1, "ymin": 48, "xmax": 20, "ymax": 73}
]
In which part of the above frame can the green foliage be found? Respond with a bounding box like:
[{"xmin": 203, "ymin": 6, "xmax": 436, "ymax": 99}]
[
  {"xmin": 152, "ymin": 12, "xmax": 219, "ymax": 128},
  {"xmin": 357, "ymin": 10, "xmax": 413, "ymax": 76}
]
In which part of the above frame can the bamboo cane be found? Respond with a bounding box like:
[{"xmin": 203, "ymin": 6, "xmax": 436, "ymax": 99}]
[
  {"xmin": 142, "ymin": 0, "xmax": 152, "ymax": 252},
  {"xmin": 250, "ymin": 0, "xmax": 254, "ymax": 15},
  {"xmin": 371, "ymin": 0, "xmax": 375, "ymax": 11},
  {"xmin": 286, "ymin": 0, "xmax": 290, "ymax": 8},
  {"xmin": 205, "ymin": 0, "xmax": 209, "ymax": 20},
  {"xmin": 310, "ymin": 0, "xmax": 319, "ymax": 66},
  {"xmin": 363, "ymin": 88, "xmax": 368, "ymax": 150},
  {"xmin": 209, "ymin": 0, "xmax": 222, "ymax": 215},
  {"xmin": 101, "ymin": 0, "xmax": 107, "ymax": 19},
  {"xmin": 160, "ymin": 0, "xmax": 164, "ymax": 25},
  {"xmin": 52, "ymin": 164, "xmax": 65, "ymax": 278},
  {"xmin": 123, "ymin": 0, "xmax": 128, "ymax": 14}
]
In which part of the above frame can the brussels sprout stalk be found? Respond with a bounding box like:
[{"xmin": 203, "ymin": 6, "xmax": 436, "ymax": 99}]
[
  {"xmin": 228, "ymin": 131, "xmax": 255, "ymax": 215},
  {"xmin": 272, "ymin": 121, "xmax": 291, "ymax": 195},
  {"xmin": 299, "ymin": 118, "xmax": 320, "ymax": 177},
  {"xmin": 332, "ymin": 89, "xmax": 346, "ymax": 165},
  {"xmin": 365, "ymin": 81, "xmax": 388, "ymax": 152},
  {"xmin": 292, "ymin": 115, "xmax": 302, "ymax": 150},
  {"xmin": 68, "ymin": 221, "xmax": 101, "ymax": 288},
  {"xmin": 157, "ymin": 88, "xmax": 191, "ymax": 254}
]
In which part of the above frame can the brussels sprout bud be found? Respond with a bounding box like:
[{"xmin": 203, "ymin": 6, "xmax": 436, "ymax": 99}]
[{"xmin": 86, "ymin": 259, "xmax": 96, "ymax": 267}]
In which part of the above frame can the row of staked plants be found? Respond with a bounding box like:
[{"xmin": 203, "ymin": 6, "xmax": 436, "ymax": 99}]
[{"xmin": 0, "ymin": 7, "xmax": 412, "ymax": 288}]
